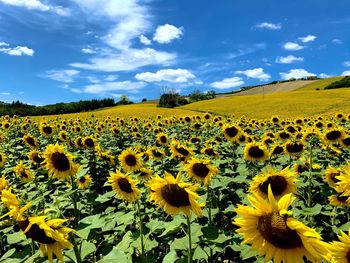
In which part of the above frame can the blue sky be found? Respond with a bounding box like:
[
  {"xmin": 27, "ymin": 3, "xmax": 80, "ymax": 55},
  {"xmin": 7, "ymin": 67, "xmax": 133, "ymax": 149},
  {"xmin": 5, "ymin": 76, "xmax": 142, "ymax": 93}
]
[{"xmin": 0, "ymin": 0, "xmax": 350, "ymax": 105}]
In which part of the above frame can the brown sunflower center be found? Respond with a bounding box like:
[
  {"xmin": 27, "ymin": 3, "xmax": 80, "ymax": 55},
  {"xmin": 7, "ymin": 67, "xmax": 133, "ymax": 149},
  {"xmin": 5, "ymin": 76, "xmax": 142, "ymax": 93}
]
[
  {"xmin": 258, "ymin": 212, "xmax": 302, "ymax": 249},
  {"xmin": 84, "ymin": 138, "xmax": 95, "ymax": 148},
  {"xmin": 248, "ymin": 146, "xmax": 265, "ymax": 158},
  {"xmin": 0, "ymin": 155, "xmax": 2, "ymax": 162},
  {"xmin": 33, "ymin": 155, "xmax": 44, "ymax": 164},
  {"xmin": 176, "ymin": 147, "xmax": 189, "ymax": 156},
  {"xmin": 42, "ymin": 126, "xmax": 53, "ymax": 134},
  {"xmin": 160, "ymin": 136, "xmax": 167, "ymax": 143},
  {"xmin": 330, "ymin": 172, "xmax": 340, "ymax": 183},
  {"xmin": 326, "ymin": 130, "xmax": 342, "ymax": 141},
  {"xmin": 346, "ymin": 249, "xmax": 350, "ymax": 263},
  {"xmin": 20, "ymin": 171, "xmax": 28, "ymax": 178},
  {"xmin": 286, "ymin": 142, "xmax": 304, "ymax": 153},
  {"xmin": 272, "ymin": 146, "xmax": 284, "ymax": 155},
  {"xmin": 343, "ymin": 137, "xmax": 350, "ymax": 146},
  {"xmin": 192, "ymin": 163, "xmax": 210, "ymax": 178},
  {"xmin": 79, "ymin": 177, "xmax": 86, "ymax": 183},
  {"xmin": 279, "ymin": 132, "xmax": 290, "ymax": 140},
  {"xmin": 124, "ymin": 154, "xmax": 137, "ymax": 166},
  {"xmin": 50, "ymin": 152, "xmax": 70, "ymax": 171},
  {"xmin": 25, "ymin": 137, "xmax": 36, "ymax": 146},
  {"xmin": 19, "ymin": 220, "xmax": 55, "ymax": 244},
  {"xmin": 117, "ymin": 178, "xmax": 133, "ymax": 193},
  {"xmin": 225, "ymin": 127, "xmax": 238, "ymax": 138},
  {"xmin": 204, "ymin": 148, "xmax": 215, "ymax": 156},
  {"xmin": 258, "ymin": 176, "xmax": 288, "ymax": 196},
  {"xmin": 337, "ymin": 193, "xmax": 349, "ymax": 202},
  {"xmin": 161, "ymin": 184, "xmax": 190, "ymax": 207},
  {"xmin": 152, "ymin": 150, "xmax": 163, "ymax": 158}
]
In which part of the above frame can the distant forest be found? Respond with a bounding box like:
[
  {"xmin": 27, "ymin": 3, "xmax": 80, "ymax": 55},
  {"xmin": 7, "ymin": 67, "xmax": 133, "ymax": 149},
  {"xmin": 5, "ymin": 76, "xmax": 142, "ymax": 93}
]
[{"xmin": 0, "ymin": 97, "xmax": 131, "ymax": 117}]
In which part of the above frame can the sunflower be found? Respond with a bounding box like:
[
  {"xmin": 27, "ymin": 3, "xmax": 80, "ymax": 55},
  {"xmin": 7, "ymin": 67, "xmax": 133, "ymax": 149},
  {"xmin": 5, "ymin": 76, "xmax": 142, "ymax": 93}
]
[
  {"xmin": 28, "ymin": 150, "xmax": 45, "ymax": 166},
  {"xmin": 0, "ymin": 175, "xmax": 8, "ymax": 193},
  {"xmin": 0, "ymin": 152, "xmax": 7, "ymax": 168},
  {"xmin": 40, "ymin": 124, "xmax": 54, "ymax": 136},
  {"xmin": 222, "ymin": 124, "xmax": 240, "ymax": 142},
  {"xmin": 170, "ymin": 140, "xmax": 193, "ymax": 161},
  {"xmin": 107, "ymin": 170, "xmax": 140, "ymax": 202},
  {"xmin": 233, "ymin": 185, "xmax": 330, "ymax": 263},
  {"xmin": 329, "ymin": 228, "xmax": 350, "ymax": 263},
  {"xmin": 83, "ymin": 136, "xmax": 97, "ymax": 149},
  {"xmin": 324, "ymin": 165, "xmax": 341, "ymax": 188},
  {"xmin": 43, "ymin": 144, "xmax": 76, "ymax": 180},
  {"xmin": 74, "ymin": 137, "xmax": 84, "ymax": 148},
  {"xmin": 136, "ymin": 167, "xmax": 153, "ymax": 181},
  {"xmin": 270, "ymin": 144, "xmax": 285, "ymax": 157},
  {"xmin": 147, "ymin": 147, "xmax": 166, "ymax": 160},
  {"xmin": 96, "ymin": 145, "xmax": 115, "ymax": 165},
  {"xmin": 185, "ymin": 158, "xmax": 219, "ymax": 186},
  {"xmin": 76, "ymin": 175, "xmax": 92, "ymax": 189},
  {"xmin": 244, "ymin": 142, "xmax": 269, "ymax": 162},
  {"xmin": 328, "ymin": 192, "xmax": 350, "ymax": 207},
  {"xmin": 284, "ymin": 140, "xmax": 304, "ymax": 157},
  {"xmin": 13, "ymin": 161, "xmax": 34, "ymax": 183},
  {"xmin": 22, "ymin": 134, "xmax": 39, "ymax": 148},
  {"xmin": 277, "ymin": 131, "xmax": 292, "ymax": 141},
  {"xmin": 156, "ymin": 132, "xmax": 169, "ymax": 146},
  {"xmin": 248, "ymin": 166, "xmax": 297, "ymax": 199},
  {"xmin": 0, "ymin": 188, "xmax": 31, "ymax": 221},
  {"xmin": 19, "ymin": 216, "xmax": 74, "ymax": 263},
  {"xmin": 146, "ymin": 172, "xmax": 204, "ymax": 217},
  {"xmin": 59, "ymin": 131, "xmax": 69, "ymax": 142},
  {"xmin": 201, "ymin": 147, "xmax": 219, "ymax": 157},
  {"xmin": 323, "ymin": 128, "xmax": 345, "ymax": 144},
  {"xmin": 341, "ymin": 136, "xmax": 350, "ymax": 148},
  {"xmin": 118, "ymin": 148, "xmax": 143, "ymax": 172}
]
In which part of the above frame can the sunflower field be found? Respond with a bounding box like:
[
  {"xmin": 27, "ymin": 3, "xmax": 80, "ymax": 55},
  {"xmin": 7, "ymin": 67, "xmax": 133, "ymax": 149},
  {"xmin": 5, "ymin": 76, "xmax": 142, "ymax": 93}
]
[{"xmin": 1, "ymin": 112, "xmax": 350, "ymax": 263}]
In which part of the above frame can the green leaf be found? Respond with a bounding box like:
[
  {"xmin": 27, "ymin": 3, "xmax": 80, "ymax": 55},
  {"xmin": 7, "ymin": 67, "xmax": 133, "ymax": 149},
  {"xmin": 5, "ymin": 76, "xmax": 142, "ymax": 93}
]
[
  {"xmin": 162, "ymin": 250, "xmax": 179, "ymax": 263},
  {"xmin": 98, "ymin": 247, "xmax": 130, "ymax": 263},
  {"xmin": 201, "ymin": 225, "xmax": 219, "ymax": 240},
  {"xmin": 7, "ymin": 232, "xmax": 26, "ymax": 244},
  {"xmin": 80, "ymin": 240, "xmax": 96, "ymax": 260},
  {"xmin": 0, "ymin": 248, "xmax": 16, "ymax": 260},
  {"xmin": 192, "ymin": 246, "xmax": 208, "ymax": 261},
  {"xmin": 301, "ymin": 204, "xmax": 322, "ymax": 216}
]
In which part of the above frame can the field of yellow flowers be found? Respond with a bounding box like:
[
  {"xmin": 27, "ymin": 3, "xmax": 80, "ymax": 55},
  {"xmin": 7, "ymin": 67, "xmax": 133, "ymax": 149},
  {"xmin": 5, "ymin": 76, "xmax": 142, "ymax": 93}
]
[{"xmin": 1, "ymin": 111, "xmax": 350, "ymax": 263}]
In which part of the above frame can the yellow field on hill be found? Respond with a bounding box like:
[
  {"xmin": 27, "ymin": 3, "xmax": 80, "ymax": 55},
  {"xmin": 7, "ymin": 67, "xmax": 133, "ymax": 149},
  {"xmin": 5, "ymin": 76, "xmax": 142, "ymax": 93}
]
[
  {"xmin": 179, "ymin": 88, "xmax": 350, "ymax": 119},
  {"xmin": 296, "ymin": 76, "xmax": 343, "ymax": 91},
  {"xmin": 32, "ymin": 103, "xmax": 199, "ymax": 120}
]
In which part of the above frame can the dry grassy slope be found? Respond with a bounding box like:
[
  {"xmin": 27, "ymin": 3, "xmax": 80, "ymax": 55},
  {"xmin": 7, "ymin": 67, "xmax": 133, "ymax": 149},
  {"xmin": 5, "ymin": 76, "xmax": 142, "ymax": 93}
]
[{"xmin": 216, "ymin": 80, "xmax": 316, "ymax": 98}]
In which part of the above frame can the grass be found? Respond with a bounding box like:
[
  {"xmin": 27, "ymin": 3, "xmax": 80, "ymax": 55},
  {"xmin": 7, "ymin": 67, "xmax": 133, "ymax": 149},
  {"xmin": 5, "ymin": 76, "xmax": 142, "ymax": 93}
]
[
  {"xmin": 179, "ymin": 88, "xmax": 350, "ymax": 119},
  {"xmin": 296, "ymin": 76, "xmax": 343, "ymax": 91}
]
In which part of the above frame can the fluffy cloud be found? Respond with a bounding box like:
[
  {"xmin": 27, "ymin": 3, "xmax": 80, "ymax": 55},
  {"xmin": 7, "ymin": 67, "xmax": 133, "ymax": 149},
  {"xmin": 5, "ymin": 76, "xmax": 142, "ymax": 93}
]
[
  {"xmin": 332, "ymin": 39, "xmax": 342, "ymax": 44},
  {"xmin": 139, "ymin": 35, "xmax": 151, "ymax": 45},
  {"xmin": 235, "ymin": 68, "xmax": 271, "ymax": 81},
  {"xmin": 153, "ymin": 24, "xmax": 183, "ymax": 44},
  {"xmin": 343, "ymin": 61, "xmax": 350, "ymax": 67},
  {"xmin": 72, "ymin": 0, "xmax": 150, "ymax": 50},
  {"xmin": 105, "ymin": 75, "xmax": 118, "ymax": 81},
  {"xmin": 283, "ymin": 42, "xmax": 305, "ymax": 51},
  {"xmin": 342, "ymin": 71, "xmax": 350, "ymax": 76},
  {"xmin": 319, "ymin": 73, "xmax": 332, "ymax": 78},
  {"xmin": 0, "ymin": 0, "xmax": 70, "ymax": 16},
  {"xmin": 135, "ymin": 69, "xmax": 195, "ymax": 83},
  {"xmin": 255, "ymin": 22, "xmax": 281, "ymax": 30},
  {"xmin": 279, "ymin": 69, "xmax": 316, "ymax": 80},
  {"xmin": 276, "ymin": 55, "xmax": 304, "ymax": 64},
  {"xmin": 71, "ymin": 48, "xmax": 176, "ymax": 72},
  {"xmin": 0, "ymin": 43, "xmax": 34, "ymax": 56},
  {"xmin": 45, "ymin": 69, "xmax": 80, "ymax": 83},
  {"xmin": 299, "ymin": 35, "xmax": 317, "ymax": 43},
  {"xmin": 81, "ymin": 48, "xmax": 96, "ymax": 54},
  {"xmin": 210, "ymin": 77, "xmax": 244, "ymax": 89},
  {"xmin": 74, "ymin": 81, "xmax": 146, "ymax": 94}
]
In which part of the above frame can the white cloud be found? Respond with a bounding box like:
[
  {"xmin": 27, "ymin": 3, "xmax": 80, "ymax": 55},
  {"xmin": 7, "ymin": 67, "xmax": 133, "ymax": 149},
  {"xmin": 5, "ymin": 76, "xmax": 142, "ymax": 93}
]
[
  {"xmin": 153, "ymin": 24, "xmax": 183, "ymax": 44},
  {"xmin": 226, "ymin": 43, "xmax": 266, "ymax": 59},
  {"xmin": 135, "ymin": 69, "xmax": 195, "ymax": 83},
  {"xmin": 0, "ymin": 0, "xmax": 70, "ymax": 16},
  {"xmin": 45, "ymin": 69, "xmax": 80, "ymax": 83},
  {"xmin": 235, "ymin": 68, "xmax": 271, "ymax": 81},
  {"xmin": 342, "ymin": 71, "xmax": 350, "ymax": 76},
  {"xmin": 279, "ymin": 69, "xmax": 316, "ymax": 80},
  {"xmin": 105, "ymin": 75, "xmax": 118, "ymax": 81},
  {"xmin": 255, "ymin": 22, "xmax": 281, "ymax": 30},
  {"xmin": 276, "ymin": 55, "xmax": 304, "ymax": 64},
  {"xmin": 81, "ymin": 48, "xmax": 96, "ymax": 54},
  {"xmin": 319, "ymin": 73, "xmax": 332, "ymax": 78},
  {"xmin": 299, "ymin": 35, "xmax": 317, "ymax": 43},
  {"xmin": 72, "ymin": 0, "xmax": 150, "ymax": 50},
  {"xmin": 71, "ymin": 48, "xmax": 176, "ymax": 72},
  {"xmin": 283, "ymin": 42, "xmax": 305, "ymax": 51},
  {"xmin": 0, "ymin": 92, "xmax": 10, "ymax": 95},
  {"xmin": 0, "ymin": 43, "xmax": 34, "ymax": 56},
  {"xmin": 343, "ymin": 61, "xmax": 350, "ymax": 67},
  {"xmin": 139, "ymin": 35, "xmax": 151, "ymax": 45},
  {"xmin": 87, "ymin": 76, "xmax": 100, "ymax": 84},
  {"xmin": 210, "ymin": 77, "xmax": 244, "ymax": 89},
  {"xmin": 77, "ymin": 81, "xmax": 146, "ymax": 94},
  {"xmin": 332, "ymin": 38, "xmax": 343, "ymax": 44}
]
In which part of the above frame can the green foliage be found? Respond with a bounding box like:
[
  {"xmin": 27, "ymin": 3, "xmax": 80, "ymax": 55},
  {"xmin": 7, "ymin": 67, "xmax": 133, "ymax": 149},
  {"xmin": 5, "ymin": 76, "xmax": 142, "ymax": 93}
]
[
  {"xmin": 324, "ymin": 76, "xmax": 350, "ymax": 90},
  {"xmin": 188, "ymin": 90, "xmax": 216, "ymax": 103},
  {"xmin": 158, "ymin": 93, "xmax": 188, "ymax": 108}
]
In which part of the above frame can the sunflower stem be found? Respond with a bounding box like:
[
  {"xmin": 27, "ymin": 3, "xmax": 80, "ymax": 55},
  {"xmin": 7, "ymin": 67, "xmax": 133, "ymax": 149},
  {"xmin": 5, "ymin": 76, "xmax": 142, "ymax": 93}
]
[
  {"xmin": 186, "ymin": 215, "xmax": 192, "ymax": 263},
  {"xmin": 207, "ymin": 185, "xmax": 212, "ymax": 226},
  {"xmin": 71, "ymin": 236, "xmax": 82, "ymax": 263},
  {"xmin": 307, "ymin": 145, "xmax": 313, "ymax": 208},
  {"xmin": 70, "ymin": 175, "xmax": 79, "ymax": 228},
  {"xmin": 136, "ymin": 199, "xmax": 145, "ymax": 257}
]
